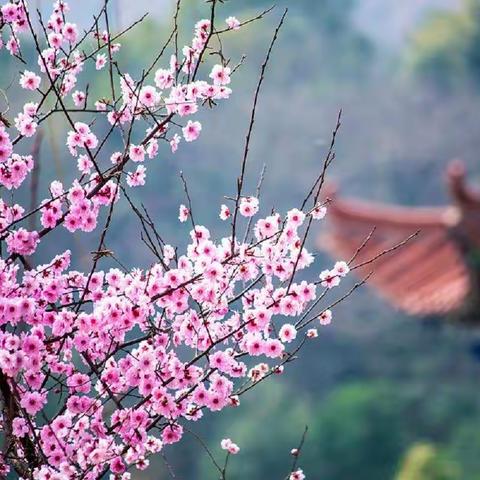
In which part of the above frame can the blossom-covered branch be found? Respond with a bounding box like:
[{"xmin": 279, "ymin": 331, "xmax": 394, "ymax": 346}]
[{"xmin": 0, "ymin": 1, "xmax": 367, "ymax": 478}]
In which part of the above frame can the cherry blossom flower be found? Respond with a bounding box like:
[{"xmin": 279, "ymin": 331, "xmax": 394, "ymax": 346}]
[
  {"xmin": 19, "ymin": 70, "xmax": 41, "ymax": 90},
  {"xmin": 290, "ymin": 469, "xmax": 306, "ymax": 480},
  {"xmin": 126, "ymin": 164, "xmax": 146, "ymax": 186},
  {"xmin": 311, "ymin": 204, "xmax": 327, "ymax": 220},
  {"xmin": 182, "ymin": 120, "xmax": 202, "ymax": 142},
  {"xmin": 178, "ymin": 204, "xmax": 189, "ymax": 222},
  {"xmin": 239, "ymin": 196, "xmax": 259, "ymax": 217},
  {"xmin": 221, "ymin": 438, "xmax": 240, "ymax": 454},
  {"xmin": 226, "ymin": 16, "xmax": 241, "ymax": 30},
  {"xmin": 209, "ymin": 64, "xmax": 231, "ymax": 86},
  {"xmin": 171, "ymin": 133, "xmax": 181, "ymax": 152},
  {"xmin": 220, "ymin": 204, "xmax": 230, "ymax": 220},
  {"xmin": 96, "ymin": 53, "xmax": 107, "ymax": 70},
  {"xmin": 20, "ymin": 391, "xmax": 46, "ymax": 415},
  {"xmin": 333, "ymin": 260, "xmax": 350, "ymax": 277},
  {"xmin": 62, "ymin": 22, "xmax": 78, "ymax": 43},
  {"xmin": 307, "ymin": 328, "xmax": 318, "ymax": 338},
  {"xmin": 129, "ymin": 144, "xmax": 146, "ymax": 162},
  {"xmin": 279, "ymin": 323, "xmax": 297, "ymax": 343},
  {"xmin": 139, "ymin": 85, "xmax": 158, "ymax": 107},
  {"xmin": 319, "ymin": 309, "xmax": 333, "ymax": 326},
  {"xmin": 48, "ymin": 31, "xmax": 63, "ymax": 48},
  {"xmin": 319, "ymin": 269, "xmax": 341, "ymax": 289},
  {"xmin": 1, "ymin": 3, "xmax": 19, "ymax": 23},
  {"xmin": 72, "ymin": 90, "xmax": 85, "ymax": 106},
  {"xmin": 154, "ymin": 68, "xmax": 174, "ymax": 90},
  {"xmin": 6, "ymin": 228, "xmax": 39, "ymax": 255}
]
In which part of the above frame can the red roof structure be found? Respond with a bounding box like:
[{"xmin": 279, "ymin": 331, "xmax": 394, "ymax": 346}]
[{"xmin": 319, "ymin": 161, "xmax": 480, "ymax": 319}]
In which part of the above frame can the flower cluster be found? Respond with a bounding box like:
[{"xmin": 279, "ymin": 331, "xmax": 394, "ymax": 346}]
[
  {"xmin": 319, "ymin": 260, "xmax": 350, "ymax": 289},
  {"xmin": 0, "ymin": 1, "xmax": 347, "ymax": 478},
  {"xmin": 221, "ymin": 438, "xmax": 240, "ymax": 455},
  {"xmin": 0, "ymin": 197, "xmax": 337, "ymax": 477}
]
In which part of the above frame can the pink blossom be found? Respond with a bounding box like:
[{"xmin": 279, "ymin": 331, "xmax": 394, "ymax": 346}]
[
  {"xmin": 126, "ymin": 164, "xmax": 146, "ymax": 187},
  {"xmin": 129, "ymin": 144, "xmax": 146, "ymax": 162},
  {"xmin": 110, "ymin": 457, "xmax": 126, "ymax": 474},
  {"xmin": 178, "ymin": 101, "xmax": 198, "ymax": 117},
  {"xmin": 333, "ymin": 260, "xmax": 350, "ymax": 277},
  {"xmin": 6, "ymin": 228, "xmax": 39, "ymax": 255},
  {"xmin": 6, "ymin": 36, "xmax": 19, "ymax": 56},
  {"xmin": 319, "ymin": 269, "xmax": 340, "ymax": 289},
  {"xmin": 239, "ymin": 196, "xmax": 259, "ymax": 217},
  {"xmin": 162, "ymin": 425, "xmax": 184, "ymax": 445},
  {"xmin": 146, "ymin": 139, "xmax": 159, "ymax": 159},
  {"xmin": 221, "ymin": 438, "xmax": 240, "ymax": 454},
  {"xmin": 171, "ymin": 133, "xmax": 181, "ymax": 152},
  {"xmin": 220, "ymin": 204, "xmax": 230, "ymax": 220},
  {"xmin": 182, "ymin": 120, "xmax": 202, "ymax": 142},
  {"xmin": 62, "ymin": 22, "xmax": 78, "ymax": 43},
  {"xmin": 290, "ymin": 469, "xmax": 306, "ymax": 480},
  {"xmin": 16, "ymin": 116, "xmax": 38, "ymax": 137},
  {"xmin": 264, "ymin": 339, "xmax": 284, "ymax": 358},
  {"xmin": 95, "ymin": 53, "xmax": 107, "ymax": 70},
  {"xmin": 209, "ymin": 64, "xmax": 231, "ymax": 86},
  {"xmin": 48, "ymin": 31, "xmax": 63, "ymax": 49},
  {"xmin": 319, "ymin": 309, "xmax": 333, "ymax": 326},
  {"xmin": 139, "ymin": 85, "xmax": 158, "ymax": 107},
  {"xmin": 311, "ymin": 204, "xmax": 327, "ymax": 219},
  {"xmin": 19, "ymin": 70, "xmax": 41, "ymax": 90},
  {"xmin": 72, "ymin": 90, "xmax": 85, "ymax": 106},
  {"xmin": 279, "ymin": 323, "xmax": 297, "ymax": 343},
  {"xmin": 12, "ymin": 417, "xmax": 29, "ymax": 437},
  {"xmin": 67, "ymin": 373, "xmax": 91, "ymax": 393},
  {"xmin": 287, "ymin": 208, "xmax": 305, "ymax": 227},
  {"xmin": 1, "ymin": 3, "xmax": 18, "ymax": 23},
  {"xmin": 20, "ymin": 391, "xmax": 46, "ymax": 415},
  {"xmin": 0, "ymin": 4, "xmax": 347, "ymax": 477},
  {"xmin": 154, "ymin": 68, "xmax": 174, "ymax": 90},
  {"xmin": 178, "ymin": 204, "xmax": 189, "ymax": 222},
  {"xmin": 226, "ymin": 16, "xmax": 241, "ymax": 30}
]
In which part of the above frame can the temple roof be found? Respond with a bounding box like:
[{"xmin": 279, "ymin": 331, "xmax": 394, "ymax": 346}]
[{"xmin": 319, "ymin": 161, "xmax": 480, "ymax": 317}]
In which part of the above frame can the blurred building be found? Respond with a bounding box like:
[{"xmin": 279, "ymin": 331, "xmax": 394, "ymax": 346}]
[{"xmin": 320, "ymin": 161, "xmax": 480, "ymax": 321}]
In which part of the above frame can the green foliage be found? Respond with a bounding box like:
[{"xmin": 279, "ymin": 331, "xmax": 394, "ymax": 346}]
[
  {"xmin": 200, "ymin": 382, "xmax": 405, "ymax": 480},
  {"xmin": 304, "ymin": 383, "xmax": 406, "ymax": 480},
  {"xmin": 446, "ymin": 423, "xmax": 480, "ymax": 479},
  {"xmin": 395, "ymin": 443, "xmax": 460, "ymax": 480},
  {"xmin": 198, "ymin": 381, "xmax": 310, "ymax": 480},
  {"xmin": 407, "ymin": 0, "xmax": 480, "ymax": 89}
]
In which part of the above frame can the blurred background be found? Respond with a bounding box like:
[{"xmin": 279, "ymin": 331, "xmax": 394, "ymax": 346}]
[{"xmin": 5, "ymin": 0, "xmax": 480, "ymax": 478}]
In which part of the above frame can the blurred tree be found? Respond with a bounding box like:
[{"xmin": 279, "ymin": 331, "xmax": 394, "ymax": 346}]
[
  {"xmin": 305, "ymin": 383, "xmax": 406, "ymax": 480},
  {"xmin": 408, "ymin": 0, "xmax": 480, "ymax": 90},
  {"xmin": 198, "ymin": 381, "xmax": 311, "ymax": 480},
  {"xmin": 395, "ymin": 443, "xmax": 460, "ymax": 480},
  {"xmin": 446, "ymin": 423, "xmax": 480, "ymax": 479},
  {"xmin": 229, "ymin": 0, "xmax": 357, "ymax": 33}
]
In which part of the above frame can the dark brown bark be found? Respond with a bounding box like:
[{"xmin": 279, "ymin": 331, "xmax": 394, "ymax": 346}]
[{"xmin": 0, "ymin": 370, "xmax": 40, "ymax": 477}]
